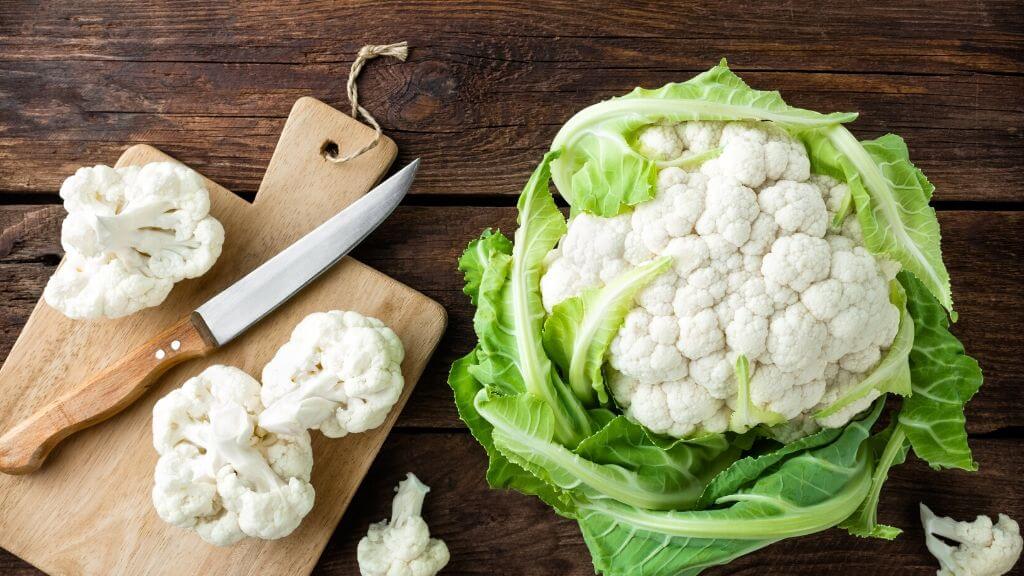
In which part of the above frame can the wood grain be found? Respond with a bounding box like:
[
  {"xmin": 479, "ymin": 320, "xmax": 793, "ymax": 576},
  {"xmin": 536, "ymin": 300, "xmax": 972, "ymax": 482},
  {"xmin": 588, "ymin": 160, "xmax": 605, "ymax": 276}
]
[
  {"xmin": 0, "ymin": 103, "xmax": 446, "ymax": 576},
  {"xmin": 2, "ymin": 205, "xmax": 1021, "ymax": 435},
  {"xmin": 0, "ymin": 314, "xmax": 214, "ymax": 474},
  {"xmin": 0, "ymin": 2, "xmax": 1021, "ymax": 201}
]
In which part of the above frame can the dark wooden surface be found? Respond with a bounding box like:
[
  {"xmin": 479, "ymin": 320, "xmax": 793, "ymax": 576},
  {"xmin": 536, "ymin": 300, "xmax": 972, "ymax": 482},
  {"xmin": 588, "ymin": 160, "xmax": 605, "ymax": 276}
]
[{"xmin": 0, "ymin": 1, "xmax": 1021, "ymax": 575}]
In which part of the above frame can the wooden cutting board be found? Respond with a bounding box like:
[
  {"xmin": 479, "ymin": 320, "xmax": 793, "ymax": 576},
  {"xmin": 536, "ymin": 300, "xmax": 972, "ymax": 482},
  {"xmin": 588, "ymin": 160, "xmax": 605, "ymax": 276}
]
[{"xmin": 0, "ymin": 97, "xmax": 447, "ymax": 575}]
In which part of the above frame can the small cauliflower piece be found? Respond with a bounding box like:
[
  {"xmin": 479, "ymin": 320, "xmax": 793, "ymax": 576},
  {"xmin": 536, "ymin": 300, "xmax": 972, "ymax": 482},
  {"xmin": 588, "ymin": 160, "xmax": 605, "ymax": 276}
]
[
  {"xmin": 358, "ymin": 473, "xmax": 450, "ymax": 576},
  {"xmin": 151, "ymin": 365, "xmax": 315, "ymax": 546},
  {"xmin": 44, "ymin": 162, "xmax": 224, "ymax": 319},
  {"xmin": 259, "ymin": 310, "xmax": 406, "ymax": 438},
  {"xmin": 920, "ymin": 503, "xmax": 1022, "ymax": 576}
]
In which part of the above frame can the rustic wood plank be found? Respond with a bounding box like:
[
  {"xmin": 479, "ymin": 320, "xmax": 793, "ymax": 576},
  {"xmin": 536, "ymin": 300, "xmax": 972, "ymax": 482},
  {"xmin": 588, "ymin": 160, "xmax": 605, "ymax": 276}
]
[
  {"xmin": 5, "ymin": 431, "xmax": 1020, "ymax": 575},
  {"xmin": 1, "ymin": 1, "xmax": 1021, "ymax": 73},
  {"xmin": 0, "ymin": 1, "xmax": 1021, "ymax": 200},
  {"xmin": 0, "ymin": 67, "xmax": 1019, "ymax": 202},
  {"xmin": 2, "ymin": 205, "xmax": 1020, "ymax": 434}
]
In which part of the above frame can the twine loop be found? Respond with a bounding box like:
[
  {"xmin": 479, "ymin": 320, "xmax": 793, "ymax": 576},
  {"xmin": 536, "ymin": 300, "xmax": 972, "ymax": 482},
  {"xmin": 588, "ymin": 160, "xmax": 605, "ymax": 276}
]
[{"xmin": 329, "ymin": 41, "xmax": 409, "ymax": 164}]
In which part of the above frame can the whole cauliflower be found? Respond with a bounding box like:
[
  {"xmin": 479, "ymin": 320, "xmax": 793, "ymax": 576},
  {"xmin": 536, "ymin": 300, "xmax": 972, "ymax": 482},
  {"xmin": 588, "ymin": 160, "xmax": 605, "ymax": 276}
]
[
  {"xmin": 259, "ymin": 310, "xmax": 406, "ymax": 438},
  {"xmin": 921, "ymin": 504, "xmax": 1022, "ymax": 576},
  {"xmin": 357, "ymin": 473, "xmax": 450, "ymax": 576},
  {"xmin": 152, "ymin": 365, "xmax": 315, "ymax": 546},
  {"xmin": 44, "ymin": 162, "xmax": 224, "ymax": 319},
  {"xmin": 541, "ymin": 120, "xmax": 902, "ymax": 438}
]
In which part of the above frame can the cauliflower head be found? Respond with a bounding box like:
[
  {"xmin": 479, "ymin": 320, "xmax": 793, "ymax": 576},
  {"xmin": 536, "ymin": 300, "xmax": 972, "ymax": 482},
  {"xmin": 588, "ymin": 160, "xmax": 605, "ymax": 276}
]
[
  {"xmin": 921, "ymin": 504, "xmax": 1023, "ymax": 576},
  {"xmin": 540, "ymin": 120, "xmax": 903, "ymax": 438},
  {"xmin": 45, "ymin": 162, "xmax": 224, "ymax": 319},
  {"xmin": 151, "ymin": 365, "xmax": 315, "ymax": 546},
  {"xmin": 357, "ymin": 473, "xmax": 450, "ymax": 576},
  {"xmin": 258, "ymin": 310, "xmax": 406, "ymax": 438}
]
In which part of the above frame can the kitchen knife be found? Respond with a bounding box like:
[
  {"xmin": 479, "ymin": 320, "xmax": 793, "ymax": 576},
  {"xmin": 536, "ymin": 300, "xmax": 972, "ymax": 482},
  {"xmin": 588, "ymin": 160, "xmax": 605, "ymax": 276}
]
[{"xmin": 0, "ymin": 159, "xmax": 419, "ymax": 475}]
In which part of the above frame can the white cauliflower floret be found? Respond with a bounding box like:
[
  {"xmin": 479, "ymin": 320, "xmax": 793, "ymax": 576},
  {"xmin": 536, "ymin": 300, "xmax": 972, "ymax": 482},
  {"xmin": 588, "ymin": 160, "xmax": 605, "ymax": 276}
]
[
  {"xmin": 358, "ymin": 473, "xmax": 450, "ymax": 576},
  {"xmin": 689, "ymin": 352, "xmax": 737, "ymax": 400},
  {"xmin": 702, "ymin": 122, "xmax": 769, "ymax": 188},
  {"xmin": 44, "ymin": 162, "xmax": 224, "ymax": 319},
  {"xmin": 675, "ymin": 121, "xmax": 723, "ymax": 153},
  {"xmin": 259, "ymin": 310, "xmax": 406, "ymax": 438},
  {"xmin": 609, "ymin": 309, "xmax": 687, "ymax": 384},
  {"xmin": 677, "ymin": 308, "xmax": 725, "ymax": 360},
  {"xmin": 920, "ymin": 504, "xmax": 1022, "ymax": 576},
  {"xmin": 625, "ymin": 169, "xmax": 706, "ymax": 259},
  {"xmin": 759, "ymin": 180, "xmax": 828, "ymax": 237},
  {"xmin": 610, "ymin": 371, "xmax": 728, "ymax": 437},
  {"xmin": 762, "ymin": 233, "xmax": 831, "ymax": 293},
  {"xmin": 637, "ymin": 124, "xmax": 685, "ymax": 161},
  {"xmin": 540, "ymin": 119, "xmax": 903, "ymax": 437},
  {"xmin": 700, "ymin": 122, "xmax": 809, "ymax": 188},
  {"xmin": 695, "ymin": 178, "xmax": 759, "ymax": 247},
  {"xmin": 151, "ymin": 365, "xmax": 315, "ymax": 546},
  {"xmin": 767, "ymin": 302, "xmax": 828, "ymax": 377},
  {"xmin": 541, "ymin": 212, "xmax": 631, "ymax": 311},
  {"xmin": 748, "ymin": 364, "xmax": 826, "ymax": 421}
]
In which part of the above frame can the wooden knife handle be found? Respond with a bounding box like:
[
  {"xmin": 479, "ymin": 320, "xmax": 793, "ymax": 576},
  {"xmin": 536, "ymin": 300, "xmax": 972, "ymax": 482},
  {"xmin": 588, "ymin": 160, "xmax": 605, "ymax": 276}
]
[{"xmin": 0, "ymin": 313, "xmax": 216, "ymax": 475}]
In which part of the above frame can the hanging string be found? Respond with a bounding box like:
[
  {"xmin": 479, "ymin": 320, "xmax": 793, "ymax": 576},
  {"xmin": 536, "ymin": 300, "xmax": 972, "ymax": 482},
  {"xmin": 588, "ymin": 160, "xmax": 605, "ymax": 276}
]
[{"xmin": 328, "ymin": 41, "xmax": 409, "ymax": 164}]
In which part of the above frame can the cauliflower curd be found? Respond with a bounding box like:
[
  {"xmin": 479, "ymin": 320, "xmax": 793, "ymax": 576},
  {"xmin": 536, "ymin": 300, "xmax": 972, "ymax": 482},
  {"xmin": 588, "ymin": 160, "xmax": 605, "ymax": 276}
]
[{"xmin": 541, "ymin": 120, "xmax": 902, "ymax": 438}]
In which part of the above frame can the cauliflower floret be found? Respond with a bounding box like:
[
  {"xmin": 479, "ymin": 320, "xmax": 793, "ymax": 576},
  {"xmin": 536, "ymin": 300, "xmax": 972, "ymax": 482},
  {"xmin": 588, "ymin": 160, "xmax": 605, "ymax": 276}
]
[
  {"xmin": 259, "ymin": 310, "xmax": 406, "ymax": 438},
  {"xmin": 610, "ymin": 371, "xmax": 728, "ymax": 437},
  {"xmin": 677, "ymin": 308, "xmax": 725, "ymax": 360},
  {"xmin": 762, "ymin": 125, "xmax": 811, "ymax": 182},
  {"xmin": 689, "ymin": 352, "xmax": 737, "ymax": 400},
  {"xmin": 695, "ymin": 178, "xmax": 759, "ymax": 247},
  {"xmin": 540, "ymin": 119, "xmax": 901, "ymax": 437},
  {"xmin": 151, "ymin": 365, "xmax": 315, "ymax": 546},
  {"xmin": 675, "ymin": 121, "xmax": 724, "ymax": 154},
  {"xmin": 637, "ymin": 124, "xmax": 685, "ymax": 161},
  {"xmin": 758, "ymin": 180, "xmax": 828, "ymax": 237},
  {"xmin": 748, "ymin": 364, "xmax": 826, "ymax": 420},
  {"xmin": 44, "ymin": 162, "xmax": 224, "ymax": 319},
  {"xmin": 767, "ymin": 302, "xmax": 828, "ymax": 377},
  {"xmin": 700, "ymin": 122, "xmax": 809, "ymax": 188},
  {"xmin": 701, "ymin": 122, "xmax": 769, "ymax": 188},
  {"xmin": 920, "ymin": 504, "xmax": 1022, "ymax": 576},
  {"xmin": 358, "ymin": 473, "xmax": 450, "ymax": 576},
  {"xmin": 609, "ymin": 309, "xmax": 687, "ymax": 383},
  {"xmin": 626, "ymin": 169, "xmax": 706, "ymax": 259},
  {"xmin": 541, "ymin": 212, "xmax": 631, "ymax": 310},
  {"xmin": 762, "ymin": 233, "xmax": 831, "ymax": 293}
]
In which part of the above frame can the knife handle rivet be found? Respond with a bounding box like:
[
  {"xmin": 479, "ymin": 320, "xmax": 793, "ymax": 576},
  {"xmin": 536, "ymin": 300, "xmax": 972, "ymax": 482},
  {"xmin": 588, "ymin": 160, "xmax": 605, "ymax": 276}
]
[
  {"xmin": 170, "ymin": 340, "xmax": 181, "ymax": 351},
  {"xmin": 155, "ymin": 349, "xmax": 166, "ymax": 360}
]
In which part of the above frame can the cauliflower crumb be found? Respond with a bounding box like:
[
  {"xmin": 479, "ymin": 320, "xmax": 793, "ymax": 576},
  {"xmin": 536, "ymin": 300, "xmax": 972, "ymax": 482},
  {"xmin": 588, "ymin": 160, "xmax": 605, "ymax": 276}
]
[
  {"xmin": 358, "ymin": 473, "xmax": 450, "ymax": 576},
  {"xmin": 921, "ymin": 503, "xmax": 1022, "ymax": 576}
]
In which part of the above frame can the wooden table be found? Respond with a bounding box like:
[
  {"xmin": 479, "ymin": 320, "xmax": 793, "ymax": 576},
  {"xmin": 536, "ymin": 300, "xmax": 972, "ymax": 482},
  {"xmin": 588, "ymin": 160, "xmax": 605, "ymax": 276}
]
[{"xmin": 0, "ymin": 2, "xmax": 1021, "ymax": 575}]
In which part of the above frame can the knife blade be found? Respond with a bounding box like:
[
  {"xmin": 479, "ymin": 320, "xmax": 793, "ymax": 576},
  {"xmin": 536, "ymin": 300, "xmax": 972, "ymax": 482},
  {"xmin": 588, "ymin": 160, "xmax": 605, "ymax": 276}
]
[
  {"xmin": 0, "ymin": 160, "xmax": 419, "ymax": 474},
  {"xmin": 197, "ymin": 158, "xmax": 418, "ymax": 346}
]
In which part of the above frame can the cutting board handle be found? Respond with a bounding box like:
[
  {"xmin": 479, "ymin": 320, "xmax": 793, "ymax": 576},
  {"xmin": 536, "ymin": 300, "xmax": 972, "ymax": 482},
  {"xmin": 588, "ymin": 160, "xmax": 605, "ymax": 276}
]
[{"xmin": 0, "ymin": 314, "xmax": 215, "ymax": 474}]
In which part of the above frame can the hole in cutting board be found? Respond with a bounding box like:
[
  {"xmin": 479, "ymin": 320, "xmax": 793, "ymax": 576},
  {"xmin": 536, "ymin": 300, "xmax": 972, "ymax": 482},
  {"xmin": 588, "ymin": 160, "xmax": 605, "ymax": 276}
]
[{"xmin": 320, "ymin": 140, "xmax": 340, "ymax": 160}]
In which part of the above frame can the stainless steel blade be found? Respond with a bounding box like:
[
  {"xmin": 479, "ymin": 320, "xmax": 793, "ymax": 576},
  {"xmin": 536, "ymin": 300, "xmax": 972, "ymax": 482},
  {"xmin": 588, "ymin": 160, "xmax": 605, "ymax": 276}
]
[{"xmin": 195, "ymin": 159, "xmax": 419, "ymax": 345}]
